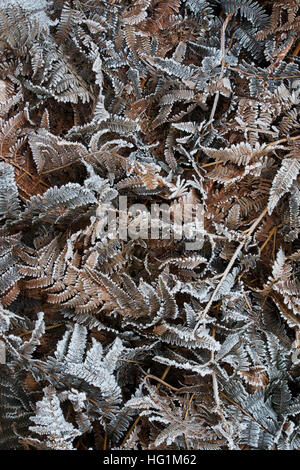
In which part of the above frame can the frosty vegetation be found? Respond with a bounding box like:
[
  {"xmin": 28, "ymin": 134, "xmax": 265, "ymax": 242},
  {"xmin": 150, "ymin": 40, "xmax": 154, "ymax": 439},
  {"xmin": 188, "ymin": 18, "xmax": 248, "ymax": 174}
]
[{"xmin": 0, "ymin": 0, "xmax": 300, "ymax": 450}]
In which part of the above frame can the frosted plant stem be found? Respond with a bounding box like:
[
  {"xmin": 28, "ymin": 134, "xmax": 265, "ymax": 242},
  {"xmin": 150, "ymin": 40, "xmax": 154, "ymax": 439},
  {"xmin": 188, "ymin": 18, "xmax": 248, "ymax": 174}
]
[
  {"xmin": 209, "ymin": 13, "xmax": 232, "ymax": 124},
  {"xmin": 193, "ymin": 207, "xmax": 268, "ymax": 332}
]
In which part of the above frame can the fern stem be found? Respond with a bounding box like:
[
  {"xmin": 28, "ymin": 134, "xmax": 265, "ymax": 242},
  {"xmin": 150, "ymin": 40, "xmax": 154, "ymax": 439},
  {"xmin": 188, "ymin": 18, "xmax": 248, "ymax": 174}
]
[
  {"xmin": 120, "ymin": 366, "xmax": 171, "ymax": 448},
  {"xmin": 103, "ymin": 433, "xmax": 108, "ymax": 450},
  {"xmin": 224, "ymin": 63, "xmax": 300, "ymax": 81},
  {"xmin": 292, "ymin": 41, "xmax": 300, "ymax": 57},
  {"xmin": 208, "ymin": 13, "xmax": 232, "ymax": 125},
  {"xmin": 0, "ymin": 155, "xmax": 50, "ymax": 190},
  {"xmin": 18, "ymin": 323, "xmax": 64, "ymax": 337},
  {"xmin": 199, "ymin": 160, "xmax": 224, "ymax": 169},
  {"xmin": 265, "ymin": 134, "xmax": 300, "ymax": 148},
  {"xmin": 219, "ymin": 392, "xmax": 271, "ymax": 435},
  {"xmin": 143, "ymin": 373, "xmax": 180, "ymax": 392},
  {"xmin": 260, "ymin": 226, "xmax": 277, "ymax": 252},
  {"xmin": 193, "ymin": 207, "xmax": 268, "ymax": 332},
  {"xmin": 210, "ymin": 325, "xmax": 228, "ymax": 430}
]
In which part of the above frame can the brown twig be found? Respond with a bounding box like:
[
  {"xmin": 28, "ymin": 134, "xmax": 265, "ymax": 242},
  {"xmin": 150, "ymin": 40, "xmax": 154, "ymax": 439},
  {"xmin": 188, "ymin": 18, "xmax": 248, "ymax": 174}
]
[{"xmin": 18, "ymin": 323, "xmax": 65, "ymax": 337}]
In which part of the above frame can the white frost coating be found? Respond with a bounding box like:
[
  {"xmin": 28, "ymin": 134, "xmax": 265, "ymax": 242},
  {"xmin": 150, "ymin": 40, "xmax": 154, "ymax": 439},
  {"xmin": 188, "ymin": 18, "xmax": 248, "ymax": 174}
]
[
  {"xmin": 29, "ymin": 386, "xmax": 80, "ymax": 450},
  {"xmin": 0, "ymin": 0, "xmax": 54, "ymax": 31}
]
